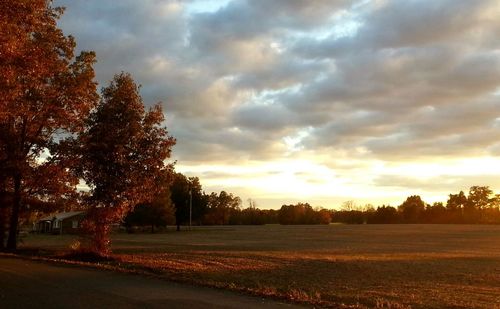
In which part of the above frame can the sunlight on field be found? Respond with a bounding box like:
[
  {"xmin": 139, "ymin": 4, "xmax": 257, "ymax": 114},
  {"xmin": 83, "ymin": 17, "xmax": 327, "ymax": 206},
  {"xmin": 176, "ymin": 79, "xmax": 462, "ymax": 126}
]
[{"xmin": 22, "ymin": 225, "xmax": 500, "ymax": 308}]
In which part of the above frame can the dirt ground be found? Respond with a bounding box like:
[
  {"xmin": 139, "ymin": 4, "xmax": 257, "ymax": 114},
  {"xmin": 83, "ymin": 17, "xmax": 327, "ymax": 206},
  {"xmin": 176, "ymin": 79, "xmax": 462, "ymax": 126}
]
[{"xmin": 20, "ymin": 224, "xmax": 500, "ymax": 308}]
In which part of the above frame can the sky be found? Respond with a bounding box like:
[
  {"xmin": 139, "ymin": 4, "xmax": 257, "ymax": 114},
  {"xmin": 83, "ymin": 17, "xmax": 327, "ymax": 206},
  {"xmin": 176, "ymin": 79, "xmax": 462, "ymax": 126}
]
[{"xmin": 54, "ymin": 0, "xmax": 500, "ymax": 209}]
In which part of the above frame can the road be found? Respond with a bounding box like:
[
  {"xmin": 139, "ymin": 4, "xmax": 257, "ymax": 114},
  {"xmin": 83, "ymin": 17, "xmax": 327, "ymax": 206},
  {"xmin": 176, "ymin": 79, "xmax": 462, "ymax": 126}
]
[{"xmin": 0, "ymin": 257, "xmax": 304, "ymax": 308}]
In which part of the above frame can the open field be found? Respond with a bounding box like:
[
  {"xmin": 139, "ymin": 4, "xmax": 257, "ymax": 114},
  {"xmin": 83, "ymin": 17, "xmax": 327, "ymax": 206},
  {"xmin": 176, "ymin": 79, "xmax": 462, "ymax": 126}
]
[{"xmin": 20, "ymin": 225, "xmax": 500, "ymax": 308}]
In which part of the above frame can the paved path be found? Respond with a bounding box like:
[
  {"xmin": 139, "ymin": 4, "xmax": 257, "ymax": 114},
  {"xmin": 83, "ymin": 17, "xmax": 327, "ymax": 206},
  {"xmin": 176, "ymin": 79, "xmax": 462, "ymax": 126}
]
[{"xmin": 0, "ymin": 257, "xmax": 305, "ymax": 308}]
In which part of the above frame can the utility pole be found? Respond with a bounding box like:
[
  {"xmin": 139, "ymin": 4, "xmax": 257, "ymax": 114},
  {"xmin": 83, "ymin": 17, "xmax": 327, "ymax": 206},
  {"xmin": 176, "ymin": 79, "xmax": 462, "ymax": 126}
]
[{"xmin": 189, "ymin": 189, "xmax": 192, "ymax": 231}]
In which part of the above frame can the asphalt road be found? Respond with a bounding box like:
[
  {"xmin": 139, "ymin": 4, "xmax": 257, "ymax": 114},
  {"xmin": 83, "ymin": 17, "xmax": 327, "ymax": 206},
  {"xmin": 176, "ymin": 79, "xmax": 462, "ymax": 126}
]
[{"xmin": 0, "ymin": 257, "xmax": 304, "ymax": 309}]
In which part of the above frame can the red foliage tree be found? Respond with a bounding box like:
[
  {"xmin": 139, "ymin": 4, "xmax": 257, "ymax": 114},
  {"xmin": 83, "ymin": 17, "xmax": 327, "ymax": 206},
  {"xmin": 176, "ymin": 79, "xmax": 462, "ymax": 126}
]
[
  {"xmin": 77, "ymin": 73, "xmax": 175, "ymax": 255},
  {"xmin": 0, "ymin": 0, "xmax": 98, "ymax": 249}
]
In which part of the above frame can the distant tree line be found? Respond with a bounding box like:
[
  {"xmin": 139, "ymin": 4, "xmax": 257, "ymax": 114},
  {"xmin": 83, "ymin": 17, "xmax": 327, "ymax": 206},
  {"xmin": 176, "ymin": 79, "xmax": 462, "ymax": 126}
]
[
  {"xmin": 126, "ymin": 185, "xmax": 500, "ymax": 230},
  {"xmin": 125, "ymin": 171, "xmax": 335, "ymax": 231},
  {"xmin": 332, "ymin": 186, "xmax": 500, "ymax": 224},
  {"xmin": 125, "ymin": 173, "xmax": 273, "ymax": 231}
]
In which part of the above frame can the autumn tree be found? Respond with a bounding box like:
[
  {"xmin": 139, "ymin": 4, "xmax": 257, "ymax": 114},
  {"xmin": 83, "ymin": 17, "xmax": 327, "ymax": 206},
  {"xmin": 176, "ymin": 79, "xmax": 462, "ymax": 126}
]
[
  {"xmin": 0, "ymin": 183, "xmax": 9, "ymax": 249},
  {"xmin": 124, "ymin": 173, "xmax": 175, "ymax": 233},
  {"xmin": 124, "ymin": 201, "xmax": 175, "ymax": 233},
  {"xmin": 77, "ymin": 73, "xmax": 175, "ymax": 255},
  {"xmin": 204, "ymin": 191, "xmax": 241, "ymax": 225},
  {"xmin": 0, "ymin": 0, "xmax": 97, "ymax": 249},
  {"xmin": 316, "ymin": 208, "xmax": 332, "ymax": 225},
  {"xmin": 170, "ymin": 173, "xmax": 207, "ymax": 231}
]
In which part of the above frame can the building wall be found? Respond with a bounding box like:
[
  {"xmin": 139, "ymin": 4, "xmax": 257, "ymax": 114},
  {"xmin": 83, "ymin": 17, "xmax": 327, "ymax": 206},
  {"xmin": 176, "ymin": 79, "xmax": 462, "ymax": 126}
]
[
  {"xmin": 61, "ymin": 213, "xmax": 86, "ymax": 234},
  {"xmin": 37, "ymin": 213, "xmax": 86, "ymax": 234}
]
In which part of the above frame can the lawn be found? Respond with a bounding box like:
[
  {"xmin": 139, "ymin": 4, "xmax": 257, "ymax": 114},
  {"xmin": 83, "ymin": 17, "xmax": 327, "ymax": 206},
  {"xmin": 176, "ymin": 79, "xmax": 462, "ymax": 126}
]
[{"xmin": 21, "ymin": 224, "xmax": 500, "ymax": 308}]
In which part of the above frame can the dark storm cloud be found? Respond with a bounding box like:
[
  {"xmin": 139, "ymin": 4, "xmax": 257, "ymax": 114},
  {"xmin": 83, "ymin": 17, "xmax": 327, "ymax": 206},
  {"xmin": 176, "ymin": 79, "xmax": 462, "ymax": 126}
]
[{"xmin": 55, "ymin": 0, "xmax": 500, "ymax": 164}]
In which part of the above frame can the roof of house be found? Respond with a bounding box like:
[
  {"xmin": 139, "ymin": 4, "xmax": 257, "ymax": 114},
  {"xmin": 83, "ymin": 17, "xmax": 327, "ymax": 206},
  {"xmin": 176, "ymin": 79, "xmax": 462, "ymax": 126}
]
[{"xmin": 39, "ymin": 211, "xmax": 85, "ymax": 222}]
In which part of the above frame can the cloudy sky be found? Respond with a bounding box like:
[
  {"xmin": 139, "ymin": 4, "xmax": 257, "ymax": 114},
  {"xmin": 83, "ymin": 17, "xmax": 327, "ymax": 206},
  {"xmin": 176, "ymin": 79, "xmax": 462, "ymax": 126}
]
[{"xmin": 55, "ymin": 0, "xmax": 500, "ymax": 209}]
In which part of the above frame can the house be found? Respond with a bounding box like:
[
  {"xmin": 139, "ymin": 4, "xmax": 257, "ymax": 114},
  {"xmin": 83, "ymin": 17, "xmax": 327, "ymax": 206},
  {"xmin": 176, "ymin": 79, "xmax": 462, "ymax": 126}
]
[{"xmin": 36, "ymin": 211, "xmax": 86, "ymax": 235}]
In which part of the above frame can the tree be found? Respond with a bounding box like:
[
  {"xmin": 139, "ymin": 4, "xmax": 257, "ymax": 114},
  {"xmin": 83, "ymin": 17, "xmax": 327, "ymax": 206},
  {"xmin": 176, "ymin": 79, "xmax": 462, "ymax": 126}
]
[
  {"xmin": 466, "ymin": 186, "xmax": 493, "ymax": 223},
  {"xmin": 467, "ymin": 186, "xmax": 492, "ymax": 210},
  {"xmin": 398, "ymin": 195, "xmax": 426, "ymax": 223},
  {"xmin": 484, "ymin": 194, "xmax": 500, "ymax": 224},
  {"xmin": 369, "ymin": 205, "xmax": 399, "ymax": 224},
  {"xmin": 0, "ymin": 186, "xmax": 10, "ymax": 249},
  {"xmin": 277, "ymin": 203, "xmax": 328, "ymax": 225},
  {"xmin": 124, "ymin": 183, "xmax": 175, "ymax": 233},
  {"xmin": 170, "ymin": 173, "xmax": 207, "ymax": 231},
  {"xmin": 77, "ymin": 73, "xmax": 175, "ymax": 255},
  {"xmin": 424, "ymin": 202, "xmax": 447, "ymax": 223},
  {"xmin": 0, "ymin": 0, "xmax": 98, "ymax": 249},
  {"xmin": 239, "ymin": 199, "xmax": 265, "ymax": 225},
  {"xmin": 316, "ymin": 208, "xmax": 332, "ymax": 225},
  {"xmin": 204, "ymin": 191, "xmax": 241, "ymax": 225},
  {"xmin": 446, "ymin": 191, "xmax": 467, "ymax": 223},
  {"xmin": 341, "ymin": 200, "xmax": 357, "ymax": 211}
]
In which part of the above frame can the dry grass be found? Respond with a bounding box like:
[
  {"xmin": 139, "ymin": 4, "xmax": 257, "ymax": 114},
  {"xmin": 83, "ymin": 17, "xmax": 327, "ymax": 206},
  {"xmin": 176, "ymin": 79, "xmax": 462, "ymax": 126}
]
[{"xmin": 22, "ymin": 225, "xmax": 500, "ymax": 308}]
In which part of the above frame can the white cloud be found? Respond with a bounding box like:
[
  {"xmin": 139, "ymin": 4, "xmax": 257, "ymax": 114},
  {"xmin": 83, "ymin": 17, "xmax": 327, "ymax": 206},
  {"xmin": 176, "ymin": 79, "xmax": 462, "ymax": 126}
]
[{"xmin": 54, "ymin": 0, "xmax": 500, "ymax": 207}]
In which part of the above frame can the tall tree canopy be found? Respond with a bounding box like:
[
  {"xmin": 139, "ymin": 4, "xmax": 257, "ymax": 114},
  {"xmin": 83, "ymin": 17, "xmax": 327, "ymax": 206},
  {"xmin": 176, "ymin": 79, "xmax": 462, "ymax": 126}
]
[
  {"xmin": 0, "ymin": 0, "xmax": 97, "ymax": 249},
  {"xmin": 77, "ymin": 73, "xmax": 175, "ymax": 254}
]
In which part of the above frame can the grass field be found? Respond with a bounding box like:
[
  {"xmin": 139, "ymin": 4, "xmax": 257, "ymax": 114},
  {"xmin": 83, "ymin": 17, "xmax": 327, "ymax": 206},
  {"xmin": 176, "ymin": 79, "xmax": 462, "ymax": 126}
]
[{"xmin": 21, "ymin": 224, "xmax": 500, "ymax": 308}]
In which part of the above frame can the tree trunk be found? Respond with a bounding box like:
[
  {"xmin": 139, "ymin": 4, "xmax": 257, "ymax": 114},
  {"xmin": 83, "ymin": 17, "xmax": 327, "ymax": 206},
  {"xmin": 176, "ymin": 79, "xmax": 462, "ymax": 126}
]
[
  {"xmin": 91, "ymin": 222, "xmax": 111, "ymax": 256},
  {"xmin": 0, "ymin": 177, "xmax": 5, "ymax": 250},
  {"xmin": 0, "ymin": 200, "xmax": 5, "ymax": 250},
  {"xmin": 0, "ymin": 210, "xmax": 4, "ymax": 250},
  {"xmin": 6, "ymin": 174, "xmax": 21, "ymax": 250}
]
